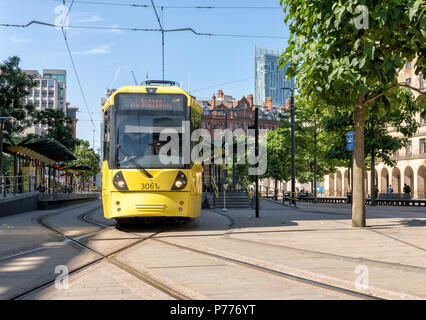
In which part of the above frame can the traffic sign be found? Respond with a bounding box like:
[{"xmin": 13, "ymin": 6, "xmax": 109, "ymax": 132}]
[{"xmin": 347, "ymin": 131, "xmax": 354, "ymax": 151}]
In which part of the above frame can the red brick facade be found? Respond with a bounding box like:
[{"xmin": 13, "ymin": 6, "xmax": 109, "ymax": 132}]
[{"xmin": 200, "ymin": 91, "xmax": 282, "ymax": 137}]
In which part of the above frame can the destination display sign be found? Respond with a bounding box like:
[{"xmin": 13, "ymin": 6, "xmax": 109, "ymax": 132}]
[{"xmin": 116, "ymin": 93, "xmax": 186, "ymax": 111}]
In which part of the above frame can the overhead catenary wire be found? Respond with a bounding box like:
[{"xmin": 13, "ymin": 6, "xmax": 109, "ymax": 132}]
[
  {"xmin": 52, "ymin": 0, "xmax": 282, "ymax": 9},
  {"xmin": 191, "ymin": 76, "xmax": 254, "ymax": 92},
  {"xmin": 59, "ymin": 1, "xmax": 99, "ymax": 143},
  {"xmin": 0, "ymin": 21, "xmax": 289, "ymax": 39}
]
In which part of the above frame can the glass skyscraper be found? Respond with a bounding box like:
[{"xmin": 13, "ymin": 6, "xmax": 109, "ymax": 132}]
[{"xmin": 255, "ymin": 46, "xmax": 295, "ymax": 106}]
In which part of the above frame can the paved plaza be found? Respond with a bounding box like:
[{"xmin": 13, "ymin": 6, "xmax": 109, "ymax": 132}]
[{"xmin": 0, "ymin": 200, "xmax": 425, "ymax": 300}]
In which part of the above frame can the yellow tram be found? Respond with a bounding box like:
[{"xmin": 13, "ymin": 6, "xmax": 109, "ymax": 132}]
[{"xmin": 101, "ymin": 81, "xmax": 203, "ymax": 224}]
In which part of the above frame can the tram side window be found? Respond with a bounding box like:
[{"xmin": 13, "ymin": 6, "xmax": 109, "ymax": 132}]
[
  {"xmin": 103, "ymin": 110, "xmax": 110, "ymax": 162},
  {"xmin": 191, "ymin": 107, "xmax": 202, "ymax": 161}
]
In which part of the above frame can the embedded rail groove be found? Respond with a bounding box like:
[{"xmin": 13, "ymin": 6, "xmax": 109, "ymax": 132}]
[
  {"xmin": 11, "ymin": 209, "xmax": 190, "ymax": 300},
  {"xmin": 153, "ymin": 238, "xmax": 382, "ymax": 300}
]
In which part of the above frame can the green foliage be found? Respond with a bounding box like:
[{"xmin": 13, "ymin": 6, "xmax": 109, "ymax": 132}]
[
  {"xmin": 261, "ymin": 128, "xmax": 291, "ymax": 182},
  {"xmin": 67, "ymin": 140, "xmax": 100, "ymax": 181},
  {"xmin": 0, "ymin": 56, "xmax": 35, "ymax": 135},
  {"xmin": 323, "ymin": 87, "xmax": 422, "ymax": 166},
  {"xmin": 1, "ymin": 154, "xmax": 13, "ymax": 175},
  {"xmin": 0, "ymin": 56, "xmax": 36, "ymax": 174},
  {"xmin": 280, "ymin": 0, "xmax": 425, "ymax": 111},
  {"xmin": 263, "ymin": 95, "xmax": 337, "ymax": 186},
  {"xmin": 34, "ymin": 108, "xmax": 76, "ymax": 150}
]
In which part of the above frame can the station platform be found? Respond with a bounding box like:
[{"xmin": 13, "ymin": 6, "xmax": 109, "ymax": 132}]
[{"xmin": 0, "ymin": 192, "xmax": 100, "ymax": 217}]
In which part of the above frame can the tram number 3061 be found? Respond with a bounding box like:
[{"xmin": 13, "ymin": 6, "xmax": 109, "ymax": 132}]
[{"xmin": 141, "ymin": 182, "xmax": 160, "ymax": 190}]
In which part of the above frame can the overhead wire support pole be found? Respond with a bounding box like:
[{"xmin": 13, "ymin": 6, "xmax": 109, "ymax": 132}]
[
  {"xmin": 282, "ymin": 87, "xmax": 296, "ymax": 208},
  {"xmin": 150, "ymin": 0, "xmax": 165, "ymax": 81},
  {"xmin": 255, "ymin": 107, "xmax": 259, "ymax": 218}
]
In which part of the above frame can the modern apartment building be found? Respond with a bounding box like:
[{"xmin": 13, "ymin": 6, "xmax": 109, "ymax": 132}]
[
  {"xmin": 254, "ymin": 46, "xmax": 295, "ymax": 106},
  {"xmin": 23, "ymin": 69, "xmax": 67, "ymax": 136}
]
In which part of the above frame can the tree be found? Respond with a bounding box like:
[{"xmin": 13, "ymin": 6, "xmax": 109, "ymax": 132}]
[
  {"xmin": 275, "ymin": 96, "xmax": 336, "ymax": 199},
  {"xmin": 67, "ymin": 140, "xmax": 100, "ymax": 182},
  {"xmin": 323, "ymin": 87, "xmax": 422, "ymax": 205},
  {"xmin": 261, "ymin": 128, "xmax": 291, "ymax": 198},
  {"xmin": 0, "ymin": 56, "xmax": 35, "ymax": 175},
  {"xmin": 280, "ymin": 0, "xmax": 425, "ymax": 227},
  {"xmin": 34, "ymin": 108, "xmax": 76, "ymax": 150}
]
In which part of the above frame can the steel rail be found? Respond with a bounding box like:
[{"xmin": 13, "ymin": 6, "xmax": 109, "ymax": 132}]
[{"xmin": 10, "ymin": 210, "xmax": 190, "ymax": 300}]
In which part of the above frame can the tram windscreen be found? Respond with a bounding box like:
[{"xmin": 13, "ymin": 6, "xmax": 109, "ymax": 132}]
[{"xmin": 114, "ymin": 93, "xmax": 189, "ymax": 169}]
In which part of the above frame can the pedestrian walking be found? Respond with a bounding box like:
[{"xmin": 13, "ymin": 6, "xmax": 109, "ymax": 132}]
[
  {"xmin": 403, "ymin": 184, "xmax": 411, "ymax": 196},
  {"xmin": 387, "ymin": 185, "xmax": 393, "ymax": 194}
]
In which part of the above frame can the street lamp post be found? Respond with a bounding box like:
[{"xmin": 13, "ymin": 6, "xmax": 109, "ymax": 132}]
[{"xmin": 282, "ymin": 88, "xmax": 296, "ymax": 207}]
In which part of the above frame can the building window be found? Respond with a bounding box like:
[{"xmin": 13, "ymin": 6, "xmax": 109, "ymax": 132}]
[
  {"xmin": 48, "ymin": 80, "xmax": 54, "ymax": 87},
  {"xmin": 394, "ymin": 150, "xmax": 399, "ymax": 158},
  {"xmin": 406, "ymin": 78, "xmax": 411, "ymax": 86},
  {"xmin": 34, "ymin": 90, "xmax": 40, "ymax": 97},
  {"xmin": 48, "ymin": 101, "xmax": 53, "ymax": 108},
  {"xmin": 406, "ymin": 61, "xmax": 411, "ymax": 68},
  {"xmin": 48, "ymin": 91, "xmax": 54, "ymax": 98},
  {"xmin": 34, "ymin": 100, "xmax": 40, "ymax": 107},
  {"xmin": 420, "ymin": 74, "xmax": 425, "ymax": 91},
  {"xmin": 41, "ymin": 80, "xmax": 47, "ymax": 87},
  {"xmin": 42, "ymin": 100, "xmax": 47, "ymax": 108},
  {"xmin": 406, "ymin": 140, "xmax": 412, "ymax": 156},
  {"xmin": 42, "ymin": 90, "xmax": 47, "ymax": 98},
  {"xmin": 420, "ymin": 139, "xmax": 426, "ymax": 154}
]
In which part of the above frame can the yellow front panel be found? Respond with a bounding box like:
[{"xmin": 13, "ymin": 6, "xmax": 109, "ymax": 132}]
[
  {"xmin": 102, "ymin": 162, "xmax": 202, "ymax": 219},
  {"xmin": 108, "ymin": 191, "xmax": 201, "ymax": 219}
]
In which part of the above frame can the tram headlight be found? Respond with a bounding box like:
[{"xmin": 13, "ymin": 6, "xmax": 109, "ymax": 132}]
[
  {"xmin": 172, "ymin": 171, "xmax": 187, "ymax": 190},
  {"xmin": 113, "ymin": 171, "xmax": 128, "ymax": 191}
]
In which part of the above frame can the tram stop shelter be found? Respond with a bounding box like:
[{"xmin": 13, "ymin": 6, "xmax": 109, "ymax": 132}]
[{"xmin": 2, "ymin": 137, "xmax": 76, "ymax": 194}]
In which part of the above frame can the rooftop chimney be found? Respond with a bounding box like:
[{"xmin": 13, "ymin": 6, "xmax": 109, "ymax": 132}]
[
  {"xmin": 247, "ymin": 94, "xmax": 254, "ymax": 108},
  {"xmin": 285, "ymin": 99, "xmax": 291, "ymax": 110},
  {"xmin": 266, "ymin": 97, "xmax": 273, "ymax": 112},
  {"xmin": 212, "ymin": 93, "xmax": 216, "ymax": 108},
  {"xmin": 217, "ymin": 89, "xmax": 223, "ymax": 100}
]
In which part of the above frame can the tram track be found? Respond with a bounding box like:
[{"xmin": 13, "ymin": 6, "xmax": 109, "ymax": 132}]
[
  {"xmin": 77, "ymin": 208, "xmax": 390, "ymax": 300},
  {"xmin": 0, "ymin": 202, "xmax": 103, "ymax": 262},
  {"xmin": 8, "ymin": 201, "xmax": 419, "ymax": 300},
  {"xmin": 9, "ymin": 207, "xmax": 190, "ymax": 300}
]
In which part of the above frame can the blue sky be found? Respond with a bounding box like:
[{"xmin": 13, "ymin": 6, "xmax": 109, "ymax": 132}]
[{"xmin": 0, "ymin": 0, "xmax": 290, "ymax": 151}]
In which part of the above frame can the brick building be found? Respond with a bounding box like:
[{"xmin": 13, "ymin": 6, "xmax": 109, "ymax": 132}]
[{"xmin": 199, "ymin": 89, "xmax": 285, "ymax": 136}]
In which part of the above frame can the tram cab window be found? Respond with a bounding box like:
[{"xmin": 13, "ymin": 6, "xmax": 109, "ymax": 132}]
[{"xmin": 114, "ymin": 93, "xmax": 189, "ymax": 169}]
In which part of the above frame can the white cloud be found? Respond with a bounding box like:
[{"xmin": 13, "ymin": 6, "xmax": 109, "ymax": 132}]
[
  {"xmin": 73, "ymin": 45, "xmax": 111, "ymax": 55},
  {"xmin": 110, "ymin": 24, "xmax": 123, "ymax": 34},
  {"xmin": 9, "ymin": 34, "xmax": 31, "ymax": 44},
  {"xmin": 76, "ymin": 15, "xmax": 103, "ymax": 23}
]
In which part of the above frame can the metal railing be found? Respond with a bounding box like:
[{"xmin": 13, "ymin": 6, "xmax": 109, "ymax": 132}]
[
  {"xmin": 0, "ymin": 175, "xmax": 40, "ymax": 197},
  {"xmin": 211, "ymin": 177, "xmax": 219, "ymax": 199},
  {"xmin": 0, "ymin": 175, "xmax": 98, "ymax": 198}
]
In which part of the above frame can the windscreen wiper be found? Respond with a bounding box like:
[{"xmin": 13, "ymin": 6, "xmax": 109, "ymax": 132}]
[{"xmin": 117, "ymin": 145, "xmax": 153, "ymax": 179}]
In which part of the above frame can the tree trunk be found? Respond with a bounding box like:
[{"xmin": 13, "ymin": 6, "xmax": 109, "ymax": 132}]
[
  {"xmin": 274, "ymin": 179, "xmax": 278, "ymax": 200},
  {"xmin": 370, "ymin": 152, "xmax": 376, "ymax": 206},
  {"xmin": 352, "ymin": 95, "xmax": 366, "ymax": 227},
  {"xmin": 0, "ymin": 122, "xmax": 3, "ymax": 177},
  {"xmin": 313, "ymin": 127, "xmax": 318, "ymax": 203}
]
